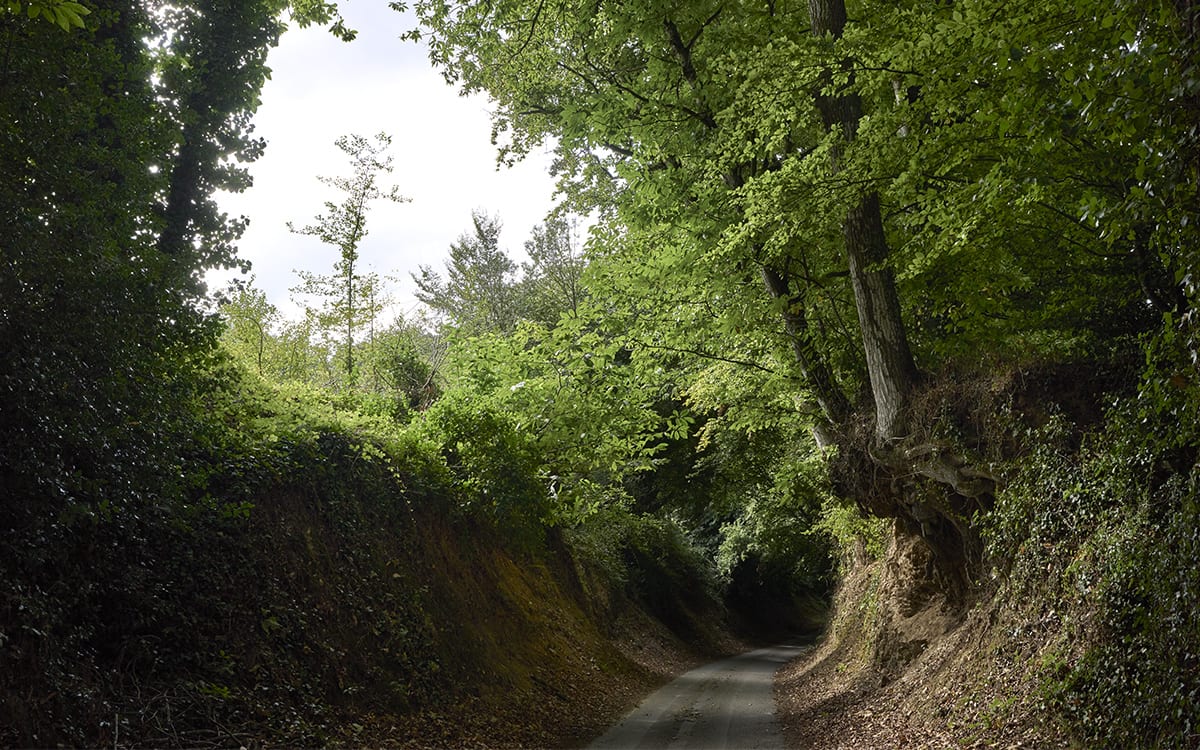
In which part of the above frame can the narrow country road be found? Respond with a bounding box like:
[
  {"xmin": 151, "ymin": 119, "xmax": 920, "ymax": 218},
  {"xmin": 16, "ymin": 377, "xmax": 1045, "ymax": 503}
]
[{"xmin": 588, "ymin": 644, "xmax": 808, "ymax": 750}]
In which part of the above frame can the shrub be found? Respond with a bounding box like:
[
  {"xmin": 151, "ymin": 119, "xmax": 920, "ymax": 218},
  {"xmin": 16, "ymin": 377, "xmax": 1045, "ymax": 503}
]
[
  {"xmin": 986, "ymin": 379, "xmax": 1200, "ymax": 748},
  {"xmin": 416, "ymin": 393, "xmax": 550, "ymax": 544}
]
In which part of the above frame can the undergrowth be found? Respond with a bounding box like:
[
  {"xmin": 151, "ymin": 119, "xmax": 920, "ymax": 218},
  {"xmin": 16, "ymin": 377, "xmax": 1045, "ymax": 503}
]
[
  {"xmin": 980, "ymin": 343, "xmax": 1200, "ymax": 748},
  {"xmin": 0, "ymin": 357, "xmax": 734, "ymax": 746}
]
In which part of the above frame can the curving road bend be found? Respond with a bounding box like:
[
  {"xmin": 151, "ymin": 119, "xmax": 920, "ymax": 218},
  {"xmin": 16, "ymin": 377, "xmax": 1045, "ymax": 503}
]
[{"xmin": 588, "ymin": 644, "xmax": 808, "ymax": 750}]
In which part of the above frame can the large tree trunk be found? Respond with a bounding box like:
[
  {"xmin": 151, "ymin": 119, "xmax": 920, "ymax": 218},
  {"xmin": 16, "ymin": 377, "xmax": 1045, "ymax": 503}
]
[
  {"xmin": 843, "ymin": 195, "xmax": 918, "ymax": 440},
  {"xmin": 808, "ymin": 0, "xmax": 918, "ymax": 442},
  {"xmin": 809, "ymin": 0, "xmax": 997, "ymax": 609}
]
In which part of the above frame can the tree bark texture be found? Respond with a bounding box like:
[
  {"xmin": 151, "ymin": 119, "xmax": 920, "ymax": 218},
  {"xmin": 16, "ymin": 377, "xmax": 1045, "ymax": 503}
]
[{"xmin": 843, "ymin": 194, "xmax": 918, "ymax": 440}]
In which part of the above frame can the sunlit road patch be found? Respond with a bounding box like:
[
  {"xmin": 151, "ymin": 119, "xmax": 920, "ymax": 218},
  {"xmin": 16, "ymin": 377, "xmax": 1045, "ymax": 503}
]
[{"xmin": 589, "ymin": 644, "xmax": 809, "ymax": 750}]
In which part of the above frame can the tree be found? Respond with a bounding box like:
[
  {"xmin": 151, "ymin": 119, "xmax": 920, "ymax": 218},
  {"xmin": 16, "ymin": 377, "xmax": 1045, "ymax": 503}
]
[
  {"xmin": 520, "ymin": 215, "xmax": 587, "ymax": 325},
  {"xmin": 0, "ymin": 0, "xmax": 295, "ymax": 513},
  {"xmin": 409, "ymin": 0, "xmax": 1195, "ymax": 587},
  {"xmin": 220, "ymin": 279, "xmax": 282, "ymax": 376},
  {"xmin": 806, "ymin": 0, "xmax": 917, "ymax": 442},
  {"xmin": 289, "ymin": 132, "xmax": 408, "ymax": 386},
  {"xmin": 361, "ymin": 322, "xmax": 443, "ymax": 412},
  {"xmin": 0, "ymin": 2, "xmax": 315, "ymax": 739},
  {"xmin": 152, "ymin": 0, "xmax": 286, "ymax": 287},
  {"xmin": 412, "ymin": 210, "xmax": 522, "ymax": 335},
  {"xmin": 409, "ymin": 0, "xmax": 860, "ymax": 432}
]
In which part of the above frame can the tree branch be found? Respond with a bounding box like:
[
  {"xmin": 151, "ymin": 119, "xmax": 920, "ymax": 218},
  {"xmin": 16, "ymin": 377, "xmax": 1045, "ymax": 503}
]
[{"xmin": 627, "ymin": 337, "xmax": 782, "ymax": 376}]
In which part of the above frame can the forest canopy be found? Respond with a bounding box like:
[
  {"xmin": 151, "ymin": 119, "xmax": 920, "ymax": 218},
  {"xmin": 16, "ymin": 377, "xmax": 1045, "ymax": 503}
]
[{"xmin": 405, "ymin": 0, "xmax": 1198, "ymax": 566}]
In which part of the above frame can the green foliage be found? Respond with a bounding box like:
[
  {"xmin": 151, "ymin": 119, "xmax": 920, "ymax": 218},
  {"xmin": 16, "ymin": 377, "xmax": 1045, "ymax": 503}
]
[
  {"xmin": 985, "ymin": 362, "xmax": 1200, "ymax": 747},
  {"xmin": 288, "ymin": 0, "xmax": 357, "ymax": 40},
  {"xmin": 408, "ymin": 0, "xmax": 1199, "ymax": 657},
  {"xmin": 0, "ymin": 0, "xmax": 289, "ymax": 533},
  {"xmin": 413, "ymin": 210, "xmax": 523, "ymax": 335},
  {"xmin": 861, "ymin": 0, "xmax": 1184, "ymax": 360},
  {"xmin": 2, "ymin": 2, "xmax": 173, "ymax": 515},
  {"xmin": 415, "ymin": 392, "xmax": 550, "ymax": 542},
  {"xmin": 437, "ymin": 316, "xmax": 679, "ymax": 485},
  {"xmin": 7, "ymin": 0, "xmax": 89, "ymax": 30},
  {"xmin": 220, "ymin": 279, "xmax": 285, "ymax": 376},
  {"xmin": 7, "ymin": 0, "xmax": 1200, "ymax": 740},
  {"xmin": 815, "ymin": 498, "xmax": 890, "ymax": 565},
  {"xmin": 984, "ymin": 413, "xmax": 1092, "ymax": 561},
  {"xmin": 152, "ymin": 0, "xmax": 286, "ymax": 270},
  {"xmin": 359, "ymin": 324, "xmax": 441, "ymax": 414},
  {"xmin": 706, "ymin": 443, "xmax": 838, "ymax": 604},
  {"xmin": 518, "ymin": 215, "xmax": 587, "ymax": 326},
  {"xmin": 566, "ymin": 508, "xmax": 722, "ymax": 625},
  {"xmin": 1051, "ymin": 489, "xmax": 1200, "ymax": 749},
  {"xmin": 0, "ymin": 342, "xmax": 458, "ymax": 744},
  {"xmin": 412, "ymin": 212, "xmax": 588, "ymax": 337},
  {"xmin": 410, "ymin": 0, "xmax": 1195, "ymax": 422},
  {"xmin": 0, "ymin": 6, "xmax": 312, "ymax": 736},
  {"xmin": 220, "ymin": 274, "xmax": 443, "ymax": 411},
  {"xmin": 550, "ymin": 477, "xmax": 631, "ymax": 526},
  {"xmin": 289, "ymin": 132, "xmax": 409, "ymax": 384},
  {"xmin": 673, "ymin": 415, "xmax": 833, "ymax": 582},
  {"xmin": 1137, "ymin": 325, "xmax": 1200, "ymax": 455}
]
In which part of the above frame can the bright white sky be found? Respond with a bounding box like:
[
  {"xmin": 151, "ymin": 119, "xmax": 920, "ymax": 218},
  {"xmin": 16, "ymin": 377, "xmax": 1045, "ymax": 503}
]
[{"xmin": 215, "ymin": 2, "xmax": 559, "ymax": 321}]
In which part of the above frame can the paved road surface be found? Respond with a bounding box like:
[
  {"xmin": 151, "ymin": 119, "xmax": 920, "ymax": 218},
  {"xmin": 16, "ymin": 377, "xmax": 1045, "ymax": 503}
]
[{"xmin": 588, "ymin": 644, "xmax": 808, "ymax": 750}]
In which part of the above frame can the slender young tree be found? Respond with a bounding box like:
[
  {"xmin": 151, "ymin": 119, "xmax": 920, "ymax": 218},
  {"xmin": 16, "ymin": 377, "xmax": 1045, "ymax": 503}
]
[
  {"xmin": 289, "ymin": 132, "xmax": 408, "ymax": 386},
  {"xmin": 220, "ymin": 279, "xmax": 282, "ymax": 376}
]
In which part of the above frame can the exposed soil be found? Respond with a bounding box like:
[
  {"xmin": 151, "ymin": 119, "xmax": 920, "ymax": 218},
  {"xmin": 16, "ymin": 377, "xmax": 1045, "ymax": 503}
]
[
  {"xmin": 776, "ymin": 635, "xmax": 959, "ymax": 749},
  {"xmin": 775, "ymin": 530, "xmax": 1075, "ymax": 750},
  {"xmin": 356, "ymin": 606, "xmax": 738, "ymax": 749},
  {"xmin": 775, "ymin": 616, "xmax": 1079, "ymax": 749}
]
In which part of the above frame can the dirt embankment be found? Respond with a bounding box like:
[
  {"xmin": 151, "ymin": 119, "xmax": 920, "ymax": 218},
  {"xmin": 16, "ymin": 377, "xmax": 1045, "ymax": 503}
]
[
  {"xmin": 372, "ymin": 511, "xmax": 742, "ymax": 749},
  {"xmin": 0, "ymin": 467, "xmax": 743, "ymax": 748},
  {"xmin": 775, "ymin": 528, "xmax": 1072, "ymax": 749}
]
